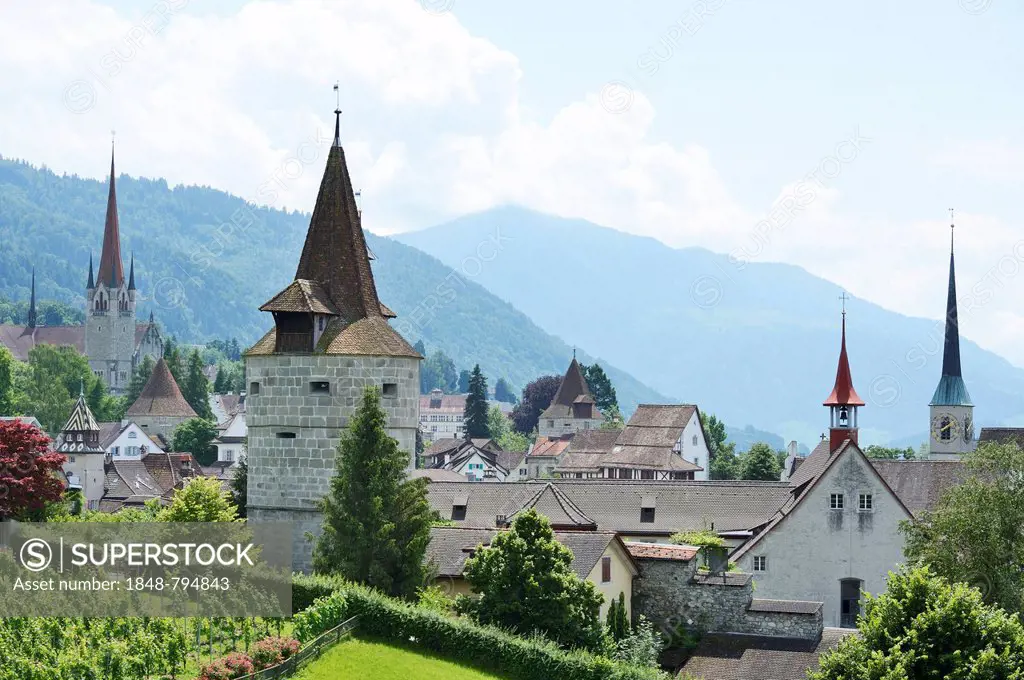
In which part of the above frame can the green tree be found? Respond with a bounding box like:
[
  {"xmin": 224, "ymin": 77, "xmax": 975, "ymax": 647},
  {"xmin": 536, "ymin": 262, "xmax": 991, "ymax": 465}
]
[
  {"xmin": 182, "ymin": 349, "xmax": 213, "ymax": 419},
  {"xmin": 600, "ymin": 404, "xmax": 625, "ymax": 430},
  {"xmin": 463, "ymin": 364, "xmax": 490, "ymax": 439},
  {"xmin": 213, "ymin": 365, "xmax": 228, "ymax": 393},
  {"xmin": 126, "ymin": 354, "xmax": 155, "ymax": 407},
  {"xmin": 464, "ymin": 508, "xmax": 605, "ymax": 651},
  {"xmin": 421, "ymin": 349, "xmax": 458, "ymax": 394},
  {"xmin": 313, "ymin": 386, "xmax": 433, "ymax": 598},
  {"xmin": 17, "ymin": 345, "xmax": 114, "ymax": 433},
  {"xmin": 710, "ymin": 443, "xmax": 739, "ymax": 480},
  {"xmin": 0, "ymin": 345, "xmax": 15, "ymax": 416},
  {"xmin": 458, "ymin": 369, "xmax": 471, "ymax": 393},
  {"xmin": 163, "ymin": 337, "xmax": 184, "ymax": 383},
  {"xmin": 510, "ymin": 375, "xmax": 561, "ymax": 435},
  {"xmin": 170, "ymin": 417, "xmax": 219, "ymax": 465},
  {"xmin": 739, "ymin": 442, "xmax": 781, "ymax": 481},
  {"xmin": 581, "ymin": 363, "xmax": 618, "ymax": 413},
  {"xmin": 902, "ymin": 442, "xmax": 1024, "ymax": 613},
  {"xmin": 702, "ymin": 413, "xmax": 728, "ymax": 460},
  {"xmin": 230, "ymin": 455, "xmax": 248, "ymax": 518},
  {"xmin": 494, "ymin": 377, "xmax": 517, "ymax": 404},
  {"xmin": 607, "ymin": 592, "xmax": 630, "ymax": 641},
  {"xmin": 811, "ymin": 567, "xmax": 1024, "ymax": 679},
  {"xmin": 497, "ymin": 429, "xmax": 531, "ymax": 453},
  {"xmin": 486, "ymin": 405, "xmax": 509, "ymax": 443},
  {"xmin": 863, "ymin": 444, "xmax": 916, "ymax": 460},
  {"xmin": 158, "ymin": 476, "xmax": 239, "ymax": 522},
  {"xmin": 413, "ymin": 339, "xmax": 426, "ymax": 356}
]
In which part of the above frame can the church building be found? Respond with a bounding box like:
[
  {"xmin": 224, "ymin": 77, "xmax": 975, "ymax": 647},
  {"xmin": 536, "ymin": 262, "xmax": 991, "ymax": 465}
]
[
  {"xmin": 0, "ymin": 147, "xmax": 163, "ymax": 394},
  {"xmin": 928, "ymin": 220, "xmax": 975, "ymax": 460},
  {"xmin": 245, "ymin": 106, "xmax": 421, "ymax": 571}
]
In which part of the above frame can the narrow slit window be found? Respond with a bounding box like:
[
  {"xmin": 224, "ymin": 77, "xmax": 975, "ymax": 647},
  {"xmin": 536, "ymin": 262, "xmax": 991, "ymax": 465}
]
[{"xmin": 310, "ymin": 381, "xmax": 330, "ymax": 395}]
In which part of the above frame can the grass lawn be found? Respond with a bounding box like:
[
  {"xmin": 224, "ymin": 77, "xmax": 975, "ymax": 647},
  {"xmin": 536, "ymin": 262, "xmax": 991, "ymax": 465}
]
[{"xmin": 292, "ymin": 637, "xmax": 506, "ymax": 680}]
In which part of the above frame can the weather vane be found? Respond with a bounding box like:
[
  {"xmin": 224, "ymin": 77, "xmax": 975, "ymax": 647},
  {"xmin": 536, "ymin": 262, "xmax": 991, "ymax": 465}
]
[{"xmin": 839, "ymin": 292, "xmax": 849, "ymax": 315}]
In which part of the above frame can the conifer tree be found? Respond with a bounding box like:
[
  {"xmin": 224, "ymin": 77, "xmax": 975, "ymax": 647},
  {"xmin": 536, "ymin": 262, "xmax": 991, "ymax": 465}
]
[
  {"xmin": 182, "ymin": 349, "xmax": 213, "ymax": 420},
  {"xmin": 581, "ymin": 363, "xmax": 618, "ymax": 413},
  {"xmin": 213, "ymin": 365, "xmax": 228, "ymax": 393},
  {"xmin": 313, "ymin": 386, "xmax": 433, "ymax": 598},
  {"xmin": 463, "ymin": 364, "xmax": 490, "ymax": 438},
  {"xmin": 126, "ymin": 355, "xmax": 155, "ymax": 407}
]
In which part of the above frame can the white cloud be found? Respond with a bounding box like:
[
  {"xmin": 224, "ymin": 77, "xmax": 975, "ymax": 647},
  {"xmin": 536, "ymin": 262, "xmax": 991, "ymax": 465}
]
[{"xmin": 1, "ymin": 0, "xmax": 1023, "ymax": 367}]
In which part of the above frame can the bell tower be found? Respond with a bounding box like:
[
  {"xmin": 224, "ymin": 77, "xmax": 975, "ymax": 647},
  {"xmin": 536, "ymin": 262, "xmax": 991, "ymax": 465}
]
[{"xmin": 824, "ymin": 297, "xmax": 864, "ymax": 454}]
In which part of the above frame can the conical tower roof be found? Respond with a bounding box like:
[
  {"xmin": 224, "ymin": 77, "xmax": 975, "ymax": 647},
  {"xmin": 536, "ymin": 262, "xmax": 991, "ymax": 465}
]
[
  {"xmin": 62, "ymin": 391, "xmax": 99, "ymax": 433},
  {"xmin": 824, "ymin": 313, "xmax": 865, "ymax": 407},
  {"xmin": 294, "ymin": 110, "xmax": 381, "ymax": 322},
  {"xmin": 126, "ymin": 358, "xmax": 198, "ymax": 418},
  {"xmin": 931, "ymin": 225, "xmax": 972, "ymax": 406},
  {"xmin": 97, "ymin": 147, "xmax": 125, "ymax": 288}
]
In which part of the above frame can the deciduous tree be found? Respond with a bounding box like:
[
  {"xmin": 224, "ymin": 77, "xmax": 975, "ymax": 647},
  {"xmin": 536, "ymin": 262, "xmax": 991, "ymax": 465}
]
[
  {"xmin": 171, "ymin": 417, "xmax": 219, "ymax": 466},
  {"xmin": 510, "ymin": 375, "xmax": 561, "ymax": 435},
  {"xmin": 902, "ymin": 441, "xmax": 1024, "ymax": 613},
  {"xmin": 811, "ymin": 567, "xmax": 1024, "ymax": 679},
  {"xmin": 458, "ymin": 369, "xmax": 471, "ymax": 394},
  {"xmin": 486, "ymin": 405, "xmax": 509, "ymax": 442},
  {"xmin": 313, "ymin": 386, "xmax": 433, "ymax": 598},
  {"xmin": 464, "ymin": 508, "xmax": 605, "ymax": 651},
  {"xmin": 158, "ymin": 475, "xmax": 239, "ymax": 522},
  {"xmin": 739, "ymin": 442, "xmax": 781, "ymax": 481},
  {"xmin": 230, "ymin": 455, "xmax": 248, "ymax": 519},
  {"xmin": 0, "ymin": 345, "xmax": 15, "ymax": 416},
  {"xmin": 0, "ymin": 419, "xmax": 66, "ymax": 520},
  {"xmin": 493, "ymin": 377, "xmax": 517, "ymax": 404}
]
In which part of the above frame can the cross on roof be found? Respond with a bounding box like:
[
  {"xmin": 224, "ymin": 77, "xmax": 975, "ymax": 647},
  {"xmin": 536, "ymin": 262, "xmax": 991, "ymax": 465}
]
[{"xmin": 838, "ymin": 292, "xmax": 849, "ymax": 315}]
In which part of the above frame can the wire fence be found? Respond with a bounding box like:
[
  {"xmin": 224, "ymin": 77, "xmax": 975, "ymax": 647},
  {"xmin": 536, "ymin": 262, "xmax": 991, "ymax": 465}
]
[{"xmin": 237, "ymin": 616, "xmax": 359, "ymax": 680}]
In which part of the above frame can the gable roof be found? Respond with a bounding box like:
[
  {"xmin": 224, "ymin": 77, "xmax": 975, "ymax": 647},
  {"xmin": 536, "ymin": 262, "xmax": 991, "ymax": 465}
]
[
  {"xmin": 733, "ymin": 440, "xmax": 914, "ymax": 562},
  {"xmin": 507, "ymin": 483, "xmax": 596, "ymax": 529},
  {"xmin": 598, "ymin": 405, "xmax": 703, "ymax": 472},
  {"xmin": 527, "ymin": 435, "xmax": 574, "ymax": 459},
  {"xmin": 679, "ymin": 628, "xmax": 855, "ymax": 680},
  {"xmin": 979, "ymin": 427, "xmax": 1024, "ymax": 448},
  {"xmin": 786, "ymin": 440, "xmax": 830, "ymax": 488},
  {"xmin": 427, "ymin": 480, "xmax": 792, "ymax": 535},
  {"xmin": 126, "ymin": 357, "xmax": 198, "ymax": 418},
  {"xmin": 247, "ymin": 315, "xmax": 420, "ymax": 358},
  {"xmin": 0, "ymin": 325, "xmax": 85, "ymax": 362},
  {"xmin": 259, "ymin": 279, "xmax": 340, "ymax": 315},
  {"xmin": 870, "ymin": 460, "xmax": 967, "ymax": 517}
]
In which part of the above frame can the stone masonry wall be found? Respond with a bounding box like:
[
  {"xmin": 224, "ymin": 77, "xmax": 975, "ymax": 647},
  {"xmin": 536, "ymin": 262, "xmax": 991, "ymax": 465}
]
[
  {"xmin": 632, "ymin": 558, "xmax": 823, "ymax": 641},
  {"xmin": 245, "ymin": 354, "xmax": 420, "ymax": 572}
]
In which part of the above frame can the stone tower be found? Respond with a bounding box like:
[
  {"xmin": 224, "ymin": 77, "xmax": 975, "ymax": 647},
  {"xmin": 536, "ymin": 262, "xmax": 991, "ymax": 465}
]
[
  {"xmin": 85, "ymin": 146, "xmax": 137, "ymax": 394},
  {"xmin": 245, "ymin": 107, "xmax": 421, "ymax": 571},
  {"xmin": 537, "ymin": 355, "xmax": 604, "ymax": 438},
  {"xmin": 823, "ymin": 309, "xmax": 864, "ymax": 454},
  {"xmin": 124, "ymin": 357, "xmax": 198, "ymax": 443},
  {"xmin": 929, "ymin": 221, "xmax": 975, "ymax": 460},
  {"xmin": 56, "ymin": 387, "xmax": 106, "ymax": 510}
]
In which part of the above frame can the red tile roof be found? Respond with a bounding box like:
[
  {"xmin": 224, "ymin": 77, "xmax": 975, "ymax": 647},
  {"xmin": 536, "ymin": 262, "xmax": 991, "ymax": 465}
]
[
  {"xmin": 126, "ymin": 358, "xmax": 198, "ymax": 418},
  {"xmin": 0, "ymin": 325, "xmax": 85, "ymax": 361}
]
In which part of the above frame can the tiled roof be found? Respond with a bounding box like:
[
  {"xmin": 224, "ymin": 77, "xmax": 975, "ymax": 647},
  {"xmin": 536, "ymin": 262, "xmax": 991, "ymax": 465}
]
[
  {"xmin": 527, "ymin": 435, "xmax": 574, "ymax": 459},
  {"xmin": 259, "ymin": 279, "xmax": 340, "ymax": 315},
  {"xmin": 680, "ymin": 628, "xmax": 855, "ymax": 680},
  {"xmin": 421, "ymin": 393, "xmax": 467, "ymax": 412},
  {"xmin": 497, "ymin": 450, "xmax": 526, "ymax": 471},
  {"xmin": 625, "ymin": 542, "xmax": 698, "ymax": 562},
  {"xmin": 598, "ymin": 405, "xmax": 702, "ymax": 472},
  {"xmin": 98, "ymin": 421, "xmax": 125, "ymax": 449},
  {"xmin": 422, "ymin": 438, "xmax": 467, "ymax": 458},
  {"xmin": 61, "ymin": 394, "xmax": 99, "ymax": 432},
  {"xmin": 541, "ymin": 358, "xmax": 601, "ymax": 420},
  {"xmin": 126, "ymin": 358, "xmax": 198, "ymax": 418},
  {"xmin": 979, "ymin": 427, "xmax": 1024, "ymax": 448},
  {"xmin": 555, "ymin": 452, "xmax": 606, "ymax": 474},
  {"xmin": 787, "ymin": 440, "xmax": 831, "ymax": 488},
  {"xmin": 427, "ymin": 480, "xmax": 792, "ymax": 535},
  {"xmin": 507, "ymin": 483, "xmax": 596, "ymax": 528},
  {"xmin": 134, "ymin": 322, "xmax": 157, "ymax": 350},
  {"xmin": 247, "ymin": 316, "xmax": 420, "ymax": 358},
  {"xmin": 426, "ymin": 526, "xmax": 617, "ymax": 579},
  {"xmin": 569, "ymin": 429, "xmax": 620, "ymax": 454},
  {"xmin": 0, "ymin": 325, "xmax": 85, "ymax": 361},
  {"xmin": 748, "ymin": 599, "xmax": 822, "ymax": 615},
  {"xmin": 694, "ymin": 572, "xmax": 752, "ymax": 587},
  {"xmin": 823, "ymin": 315, "xmax": 865, "ymax": 407},
  {"xmin": 870, "ymin": 460, "xmax": 967, "ymax": 517}
]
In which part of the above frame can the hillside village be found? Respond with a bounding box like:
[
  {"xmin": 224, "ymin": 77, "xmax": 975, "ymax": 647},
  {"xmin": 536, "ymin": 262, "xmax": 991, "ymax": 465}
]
[{"xmin": 2, "ymin": 111, "xmax": 1024, "ymax": 678}]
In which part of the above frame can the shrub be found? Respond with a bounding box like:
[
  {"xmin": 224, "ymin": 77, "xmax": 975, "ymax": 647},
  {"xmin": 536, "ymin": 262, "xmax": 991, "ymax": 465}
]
[
  {"xmin": 292, "ymin": 581, "xmax": 667, "ymax": 680},
  {"xmin": 199, "ymin": 652, "xmax": 255, "ymax": 680},
  {"xmin": 292, "ymin": 572, "xmax": 349, "ymax": 613},
  {"xmin": 417, "ymin": 585, "xmax": 456, "ymax": 615},
  {"xmin": 614, "ymin": 617, "xmax": 663, "ymax": 668},
  {"xmin": 250, "ymin": 636, "xmax": 300, "ymax": 670}
]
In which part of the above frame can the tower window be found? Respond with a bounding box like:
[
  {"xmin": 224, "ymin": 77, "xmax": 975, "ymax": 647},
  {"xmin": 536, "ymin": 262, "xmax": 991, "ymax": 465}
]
[
  {"xmin": 310, "ymin": 381, "xmax": 330, "ymax": 395},
  {"xmin": 382, "ymin": 382, "xmax": 398, "ymax": 397},
  {"xmin": 640, "ymin": 507, "xmax": 655, "ymax": 523},
  {"xmin": 276, "ymin": 432, "xmax": 296, "ymax": 439},
  {"xmin": 830, "ymin": 493, "xmax": 845, "ymax": 510},
  {"xmin": 249, "ymin": 382, "xmax": 260, "ymax": 395}
]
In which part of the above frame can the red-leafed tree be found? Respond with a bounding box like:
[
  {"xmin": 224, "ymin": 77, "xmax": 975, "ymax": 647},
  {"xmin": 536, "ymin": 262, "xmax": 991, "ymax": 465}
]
[
  {"xmin": 0, "ymin": 419, "xmax": 66, "ymax": 520},
  {"xmin": 510, "ymin": 375, "xmax": 562, "ymax": 435}
]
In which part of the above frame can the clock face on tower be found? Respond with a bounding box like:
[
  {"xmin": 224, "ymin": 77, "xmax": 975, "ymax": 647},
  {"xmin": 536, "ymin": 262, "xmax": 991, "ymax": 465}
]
[{"xmin": 931, "ymin": 413, "xmax": 959, "ymax": 443}]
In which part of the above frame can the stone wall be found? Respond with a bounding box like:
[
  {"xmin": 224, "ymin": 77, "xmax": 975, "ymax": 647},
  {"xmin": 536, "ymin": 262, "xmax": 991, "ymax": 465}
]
[
  {"xmin": 85, "ymin": 283, "xmax": 137, "ymax": 394},
  {"xmin": 632, "ymin": 558, "xmax": 823, "ymax": 642},
  {"xmin": 245, "ymin": 353, "xmax": 420, "ymax": 571}
]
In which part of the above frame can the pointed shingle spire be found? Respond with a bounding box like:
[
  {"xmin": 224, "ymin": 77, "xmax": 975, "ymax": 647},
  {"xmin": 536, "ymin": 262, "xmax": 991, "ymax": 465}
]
[
  {"xmin": 128, "ymin": 252, "xmax": 136, "ymax": 291},
  {"xmin": 27, "ymin": 268, "xmax": 37, "ymax": 329},
  {"xmin": 824, "ymin": 311, "xmax": 865, "ymax": 406},
  {"xmin": 87, "ymin": 253, "xmax": 95, "ymax": 289},
  {"xmin": 292, "ymin": 107, "xmax": 382, "ymax": 322},
  {"xmin": 97, "ymin": 145, "xmax": 125, "ymax": 288}
]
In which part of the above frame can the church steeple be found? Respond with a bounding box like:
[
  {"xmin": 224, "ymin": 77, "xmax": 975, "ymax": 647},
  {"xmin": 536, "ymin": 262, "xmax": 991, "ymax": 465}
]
[
  {"xmin": 87, "ymin": 253, "xmax": 95, "ymax": 290},
  {"xmin": 128, "ymin": 253, "xmax": 136, "ymax": 291},
  {"xmin": 824, "ymin": 299, "xmax": 863, "ymax": 453},
  {"xmin": 97, "ymin": 144, "xmax": 125, "ymax": 289},
  {"xmin": 27, "ymin": 268, "xmax": 37, "ymax": 329}
]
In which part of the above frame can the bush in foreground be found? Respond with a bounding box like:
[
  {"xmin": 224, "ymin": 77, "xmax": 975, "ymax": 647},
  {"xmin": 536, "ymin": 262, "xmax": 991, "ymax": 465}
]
[
  {"xmin": 292, "ymin": 578, "xmax": 667, "ymax": 680},
  {"xmin": 199, "ymin": 652, "xmax": 255, "ymax": 680},
  {"xmin": 251, "ymin": 636, "xmax": 300, "ymax": 670}
]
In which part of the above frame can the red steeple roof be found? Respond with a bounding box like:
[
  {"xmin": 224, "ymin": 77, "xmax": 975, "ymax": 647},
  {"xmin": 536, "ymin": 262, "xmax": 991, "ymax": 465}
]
[
  {"xmin": 823, "ymin": 313, "xmax": 865, "ymax": 407},
  {"xmin": 96, "ymin": 147, "xmax": 125, "ymax": 288}
]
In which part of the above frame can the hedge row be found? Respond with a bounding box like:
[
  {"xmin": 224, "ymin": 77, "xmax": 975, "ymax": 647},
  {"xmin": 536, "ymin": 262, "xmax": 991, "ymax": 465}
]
[{"xmin": 292, "ymin": 577, "xmax": 666, "ymax": 680}]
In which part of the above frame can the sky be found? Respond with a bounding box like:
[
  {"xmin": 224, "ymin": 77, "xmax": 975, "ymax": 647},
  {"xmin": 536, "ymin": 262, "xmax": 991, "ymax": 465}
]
[{"xmin": 1, "ymin": 0, "xmax": 1023, "ymax": 366}]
